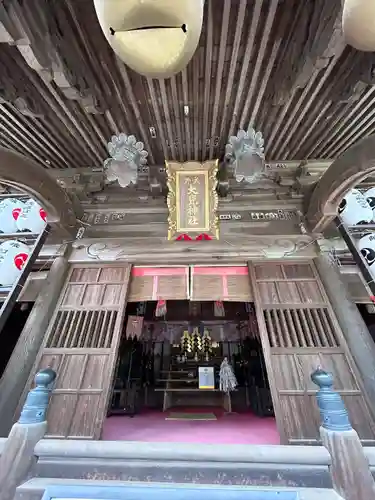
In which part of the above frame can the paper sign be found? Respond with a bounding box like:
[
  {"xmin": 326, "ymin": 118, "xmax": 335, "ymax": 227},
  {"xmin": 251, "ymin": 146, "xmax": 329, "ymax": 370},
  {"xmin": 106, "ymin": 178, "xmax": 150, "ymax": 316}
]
[{"xmin": 198, "ymin": 366, "xmax": 215, "ymax": 389}]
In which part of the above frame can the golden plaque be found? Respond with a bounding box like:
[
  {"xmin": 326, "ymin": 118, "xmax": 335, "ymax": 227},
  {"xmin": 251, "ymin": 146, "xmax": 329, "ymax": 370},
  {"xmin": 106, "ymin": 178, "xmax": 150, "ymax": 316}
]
[{"xmin": 166, "ymin": 160, "xmax": 219, "ymax": 241}]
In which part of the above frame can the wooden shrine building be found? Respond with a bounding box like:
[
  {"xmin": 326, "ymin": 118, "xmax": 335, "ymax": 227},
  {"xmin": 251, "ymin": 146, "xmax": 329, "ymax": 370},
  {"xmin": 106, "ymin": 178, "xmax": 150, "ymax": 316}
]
[{"xmin": 1, "ymin": 0, "xmax": 375, "ymax": 455}]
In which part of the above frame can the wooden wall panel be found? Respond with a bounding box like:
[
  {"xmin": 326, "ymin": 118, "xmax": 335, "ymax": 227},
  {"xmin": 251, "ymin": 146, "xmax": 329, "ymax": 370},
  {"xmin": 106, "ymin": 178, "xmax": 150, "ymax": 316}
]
[
  {"xmin": 249, "ymin": 261, "xmax": 375, "ymax": 445},
  {"xmin": 24, "ymin": 264, "xmax": 131, "ymax": 440},
  {"xmin": 128, "ymin": 267, "xmax": 189, "ymax": 301},
  {"xmin": 191, "ymin": 266, "xmax": 252, "ymax": 301}
]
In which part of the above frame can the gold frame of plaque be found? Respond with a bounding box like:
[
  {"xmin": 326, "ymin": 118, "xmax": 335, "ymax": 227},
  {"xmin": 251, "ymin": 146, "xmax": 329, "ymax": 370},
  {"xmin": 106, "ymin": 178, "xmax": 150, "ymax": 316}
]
[{"xmin": 166, "ymin": 160, "xmax": 219, "ymax": 241}]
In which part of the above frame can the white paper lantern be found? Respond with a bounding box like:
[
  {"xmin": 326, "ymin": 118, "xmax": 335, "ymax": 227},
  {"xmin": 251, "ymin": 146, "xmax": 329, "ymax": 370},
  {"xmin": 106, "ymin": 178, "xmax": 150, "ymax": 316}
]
[
  {"xmin": 0, "ymin": 198, "xmax": 26, "ymax": 234},
  {"xmin": 358, "ymin": 233, "xmax": 375, "ymax": 281},
  {"xmin": 342, "ymin": 0, "xmax": 375, "ymax": 52},
  {"xmin": 16, "ymin": 200, "xmax": 47, "ymax": 234},
  {"xmin": 337, "ymin": 188, "xmax": 373, "ymax": 226},
  {"xmin": 0, "ymin": 240, "xmax": 30, "ymax": 286},
  {"xmin": 364, "ymin": 187, "xmax": 375, "ymax": 217}
]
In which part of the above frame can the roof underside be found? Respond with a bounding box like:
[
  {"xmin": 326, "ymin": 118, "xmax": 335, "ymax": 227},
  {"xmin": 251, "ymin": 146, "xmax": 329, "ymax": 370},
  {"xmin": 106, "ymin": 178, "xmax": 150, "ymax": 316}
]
[{"xmin": 0, "ymin": 0, "xmax": 375, "ymax": 171}]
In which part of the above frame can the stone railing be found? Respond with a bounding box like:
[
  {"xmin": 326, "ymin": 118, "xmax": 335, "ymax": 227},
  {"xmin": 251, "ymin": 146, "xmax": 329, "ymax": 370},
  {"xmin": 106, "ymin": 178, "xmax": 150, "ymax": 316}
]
[
  {"xmin": 1, "ymin": 367, "xmax": 375, "ymax": 500},
  {"xmin": 0, "ymin": 368, "xmax": 56, "ymax": 500}
]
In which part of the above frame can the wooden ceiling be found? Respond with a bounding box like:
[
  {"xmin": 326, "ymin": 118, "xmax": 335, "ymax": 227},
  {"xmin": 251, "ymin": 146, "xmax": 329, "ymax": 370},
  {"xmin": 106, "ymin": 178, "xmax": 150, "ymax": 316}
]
[{"xmin": 1, "ymin": 0, "xmax": 375, "ymax": 172}]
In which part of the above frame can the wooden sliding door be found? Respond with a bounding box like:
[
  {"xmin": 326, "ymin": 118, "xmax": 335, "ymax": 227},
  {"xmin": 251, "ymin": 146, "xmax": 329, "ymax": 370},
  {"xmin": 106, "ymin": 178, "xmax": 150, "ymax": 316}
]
[
  {"xmin": 249, "ymin": 261, "xmax": 375, "ymax": 445},
  {"xmin": 24, "ymin": 265, "xmax": 131, "ymax": 439}
]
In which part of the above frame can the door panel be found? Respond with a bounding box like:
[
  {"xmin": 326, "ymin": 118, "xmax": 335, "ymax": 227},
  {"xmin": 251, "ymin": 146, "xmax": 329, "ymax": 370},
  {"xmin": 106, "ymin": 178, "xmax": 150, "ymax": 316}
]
[
  {"xmin": 23, "ymin": 265, "xmax": 131, "ymax": 440},
  {"xmin": 249, "ymin": 261, "xmax": 375, "ymax": 444}
]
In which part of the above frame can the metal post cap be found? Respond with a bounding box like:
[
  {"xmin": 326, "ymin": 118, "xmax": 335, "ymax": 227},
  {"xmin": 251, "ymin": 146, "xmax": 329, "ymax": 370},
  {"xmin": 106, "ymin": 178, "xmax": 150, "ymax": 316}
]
[
  {"xmin": 311, "ymin": 367, "xmax": 352, "ymax": 432},
  {"xmin": 311, "ymin": 368, "xmax": 334, "ymax": 388},
  {"xmin": 18, "ymin": 368, "xmax": 57, "ymax": 424},
  {"xmin": 34, "ymin": 368, "xmax": 56, "ymax": 387}
]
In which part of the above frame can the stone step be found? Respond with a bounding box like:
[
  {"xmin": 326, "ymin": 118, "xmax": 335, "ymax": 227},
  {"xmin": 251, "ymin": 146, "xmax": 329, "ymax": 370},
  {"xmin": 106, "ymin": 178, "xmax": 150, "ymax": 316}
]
[
  {"xmin": 15, "ymin": 478, "xmax": 339, "ymax": 500},
  {"xmin": 31, "ymin": 441, "xmax": 334, "ymax": 490}
]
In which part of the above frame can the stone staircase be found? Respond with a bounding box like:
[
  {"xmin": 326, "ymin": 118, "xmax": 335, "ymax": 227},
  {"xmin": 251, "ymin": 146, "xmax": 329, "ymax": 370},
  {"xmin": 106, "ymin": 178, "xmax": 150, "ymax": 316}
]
[
  {"xmin": 29, "ymin": 440, "xmax": 333, "ymax": 488},
  {"xmin": 2, "ymin": 368, "xmax": 375, "ymax": 500},
  {"xmin": 14, "ymin": 479, "xmax": 340, "ymax": 500}
]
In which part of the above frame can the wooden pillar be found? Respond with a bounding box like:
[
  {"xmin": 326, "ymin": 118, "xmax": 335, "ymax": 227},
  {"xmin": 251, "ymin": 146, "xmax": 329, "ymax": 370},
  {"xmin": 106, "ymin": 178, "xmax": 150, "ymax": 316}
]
[
  {"xmin": 315, "ymin": 253, "xmax": 375, "ymax": 411},
  {"xmin": 0, "ymin": 247, "xmax": 70, "ymax": 437}
]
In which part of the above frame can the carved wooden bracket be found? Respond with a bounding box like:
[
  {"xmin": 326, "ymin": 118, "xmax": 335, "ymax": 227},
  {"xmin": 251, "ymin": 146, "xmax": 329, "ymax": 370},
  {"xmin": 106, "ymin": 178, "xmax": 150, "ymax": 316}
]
[{"xmin": 305, "ymin": 134, "xmax": 375, "ymax": 233}]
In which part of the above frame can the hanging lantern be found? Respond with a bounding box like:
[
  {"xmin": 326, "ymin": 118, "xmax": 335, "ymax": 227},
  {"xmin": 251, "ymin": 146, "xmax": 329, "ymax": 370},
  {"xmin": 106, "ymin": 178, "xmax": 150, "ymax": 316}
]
[
  {"xmin": 337, "ymin": 188, "xmax": 373, "ymax": 226},
  {"xmin": 342, "ymin": 0, "xmax": 375, "ymax": 51},
  {"xmin": 358, "ymin": 233, "xmax": 375, "ymax": 281},
  {"xmin": 0, "ymin": 240, "xmax": 30, "ymax": 286},
  {"xmin": 155, "ymin": 299, "xmax": 167, "ymax": 317},
  {"xmin": 93, "ymin": 0, "xmax": 204, "ymax": 79},
  {"xmin": 16, "ymin": 200, "xmax": 47, "ymax": 234},
  {"xmin": 364, "ymin": 187, "xmax": 375, "ymax": 218},
  {"xmin": 0, "ymin": 198, "xmax": 26, "ymax": 234}
]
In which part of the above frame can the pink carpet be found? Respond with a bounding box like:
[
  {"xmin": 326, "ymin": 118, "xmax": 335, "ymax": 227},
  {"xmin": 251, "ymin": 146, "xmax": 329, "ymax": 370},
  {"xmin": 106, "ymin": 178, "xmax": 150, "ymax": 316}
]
[{"xmin": 102, "ymin": 408, "xmax": 280, "ymax": 444}]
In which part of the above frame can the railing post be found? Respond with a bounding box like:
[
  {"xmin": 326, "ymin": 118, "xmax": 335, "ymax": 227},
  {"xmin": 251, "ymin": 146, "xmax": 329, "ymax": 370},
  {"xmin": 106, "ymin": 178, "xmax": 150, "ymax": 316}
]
[
  {"xmin": 0, "ymin": 368, "xmax": 56, "ymax": 500},
  {"xmin": 311, "ymin": 368, "xmax": 375, "ymax": 500}
]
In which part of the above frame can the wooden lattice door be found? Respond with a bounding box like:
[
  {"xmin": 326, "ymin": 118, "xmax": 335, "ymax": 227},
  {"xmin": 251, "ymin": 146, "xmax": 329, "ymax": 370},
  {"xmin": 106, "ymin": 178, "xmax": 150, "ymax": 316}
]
[
  {"xmin": 25, "ymin": 265, "xmax": 131, "ymax": 439},
  {"xmin": 249, "ymin": 261, "xmax": 375, "ymax": 445}
]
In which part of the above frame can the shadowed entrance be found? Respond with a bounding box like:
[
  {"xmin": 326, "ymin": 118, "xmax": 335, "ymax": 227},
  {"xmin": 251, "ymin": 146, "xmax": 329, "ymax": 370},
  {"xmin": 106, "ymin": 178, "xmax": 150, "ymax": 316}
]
[{"xmin": 103, "ymin": 299, "xmax": 279, "ymax": 445}]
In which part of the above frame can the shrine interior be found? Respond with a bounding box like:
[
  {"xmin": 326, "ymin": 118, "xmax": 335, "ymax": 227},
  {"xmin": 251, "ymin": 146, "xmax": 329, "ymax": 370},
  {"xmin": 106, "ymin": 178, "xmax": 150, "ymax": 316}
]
[
  {"xmin": 0, "ymin": 302, "xmax": 32, "ymax": 378},
  {"xmin": 102, "ymin": 300, "xmax": 279, "ymax": 445}
]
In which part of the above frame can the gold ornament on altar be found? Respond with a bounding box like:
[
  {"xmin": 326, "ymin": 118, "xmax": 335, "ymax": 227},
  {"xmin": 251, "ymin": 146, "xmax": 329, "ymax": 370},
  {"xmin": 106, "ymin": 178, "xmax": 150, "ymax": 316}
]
[
  {"xmin": 181, "ymin": 330, "xmax": 191, "ymax": 353},
  {"xmin": 179, "ymin": 328, "xmax": 212, "ymax": 355},
  {"xmin": 93, "ymin": 0, "xmax": 204, "ymax": 79},
  {"xmin": 202, "ymin": 329, "xmax": 212, "ymax": 353},
  {"xmin": 166, "ymin": 160, "xmax": 219, "ymax": 240}
]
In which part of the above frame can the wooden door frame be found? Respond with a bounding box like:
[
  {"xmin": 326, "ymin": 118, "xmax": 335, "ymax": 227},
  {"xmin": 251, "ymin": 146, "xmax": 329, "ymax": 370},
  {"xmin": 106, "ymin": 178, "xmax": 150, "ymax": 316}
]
[
  {"xmin": 248, "ymin": 258, "xmax": 375, "ymax": 444},
  {"xmin": 311, "ymin": 258, "xmax": 375, "ymax": 421},
  {"xmin": 97, "ymin": 264, "xmax": 131, "ymax": 437},
  {"xmin": 247, "ymin": 261, "xmax": 286, "ymax": 444},
  {"xmin": 14, "ymin": 263, "xmax": 132, "ymax": 438}
]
